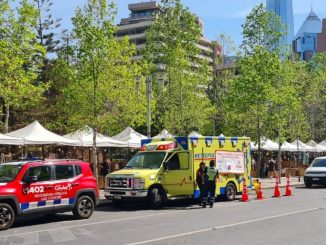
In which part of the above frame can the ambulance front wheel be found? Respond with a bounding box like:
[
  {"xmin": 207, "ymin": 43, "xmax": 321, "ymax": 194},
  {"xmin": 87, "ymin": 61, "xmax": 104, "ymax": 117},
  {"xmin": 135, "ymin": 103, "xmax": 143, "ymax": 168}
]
[
  {"xmin": 224, "ymin": 183, "xmax": 236, "ymax": 201},
  {"xmin": 148, "ymin": 187, "xmax": 165, "ymax": 209},
  {"xmin": 0, "ymin": 203, "xmax": 15, "ymax": 231}
]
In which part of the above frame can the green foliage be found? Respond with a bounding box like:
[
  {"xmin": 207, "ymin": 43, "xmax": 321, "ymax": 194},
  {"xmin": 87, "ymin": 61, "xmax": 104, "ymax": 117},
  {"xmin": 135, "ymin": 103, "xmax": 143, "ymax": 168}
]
[
  {"xmin": 33, "ymin": 0, "xmax": 61, "ymax": 53},
  {"xmin": 145, "ymin": 0, "xmax": 213, "ymax": 135},
  {"xmin": 58, "ymin": 0, "xmax": 147, "ymax": 135},
  {"xmin": 241, "ymin": 3, "xmax": 287, "ymax": 55},
  {"xmin": 0, "ymin": 0, "xmax": 47, "ymax": 132}
]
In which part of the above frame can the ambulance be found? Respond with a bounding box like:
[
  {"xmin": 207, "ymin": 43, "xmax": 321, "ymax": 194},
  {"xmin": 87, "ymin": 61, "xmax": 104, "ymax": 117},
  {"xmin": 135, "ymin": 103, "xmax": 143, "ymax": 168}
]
[{"xmin": 104, "ymin": 136, "xmax": 251, "ymax": 208}]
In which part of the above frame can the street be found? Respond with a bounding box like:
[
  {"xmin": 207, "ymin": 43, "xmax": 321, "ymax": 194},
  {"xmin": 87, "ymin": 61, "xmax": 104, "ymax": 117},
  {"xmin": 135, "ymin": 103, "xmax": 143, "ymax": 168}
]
[{"xmin": 0, "ymin": 186, "xmax": 325, "ymax": 245}]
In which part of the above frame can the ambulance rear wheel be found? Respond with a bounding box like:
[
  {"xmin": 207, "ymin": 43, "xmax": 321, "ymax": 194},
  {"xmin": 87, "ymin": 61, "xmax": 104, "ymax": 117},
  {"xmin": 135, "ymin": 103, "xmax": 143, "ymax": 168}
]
[
  {"xmin": 148, "ymin": 187, "xmax": 165, "ymax": 209},
  {"xmin": 0, "ymin": 203, "xmax": 15, "ymax": 231},
  {"xmin": 225, "ymin": 183, "xmax": 236, "ymax": 201}
]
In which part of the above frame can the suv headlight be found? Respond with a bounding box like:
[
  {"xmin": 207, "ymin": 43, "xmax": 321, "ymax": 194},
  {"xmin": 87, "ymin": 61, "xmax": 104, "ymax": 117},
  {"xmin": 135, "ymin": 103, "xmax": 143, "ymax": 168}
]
[{"xmin": 132, "ymin": 178, "xmax": 145, "ymax": 189}]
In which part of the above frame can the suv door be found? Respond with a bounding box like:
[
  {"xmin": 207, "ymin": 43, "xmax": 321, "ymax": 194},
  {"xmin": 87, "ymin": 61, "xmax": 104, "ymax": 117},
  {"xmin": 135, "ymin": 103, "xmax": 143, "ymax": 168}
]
[
  {"xmin": 20, "ymin": 165, "xmax": 55, "ymax": 213},
  {"xmin": 162, "ymin": 152, "xmax": 194, "ymax": 196},
  {"xmin": 52, "ymin": 164, "xmax": 81, "ymax": 210}
]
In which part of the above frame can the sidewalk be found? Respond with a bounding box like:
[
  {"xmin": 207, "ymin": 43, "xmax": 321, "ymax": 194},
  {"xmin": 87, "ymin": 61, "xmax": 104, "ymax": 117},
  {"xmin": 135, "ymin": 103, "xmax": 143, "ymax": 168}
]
[{"xmin": 252, "ymin": 177, "xmax": 305, "ymax": 189}]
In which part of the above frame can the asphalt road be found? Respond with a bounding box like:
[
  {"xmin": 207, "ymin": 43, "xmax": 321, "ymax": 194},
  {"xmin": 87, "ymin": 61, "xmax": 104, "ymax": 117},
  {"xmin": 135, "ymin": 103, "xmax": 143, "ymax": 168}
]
[{"xmin": 1, "ymin": 186, "xmax": 326, "ymax": 245}]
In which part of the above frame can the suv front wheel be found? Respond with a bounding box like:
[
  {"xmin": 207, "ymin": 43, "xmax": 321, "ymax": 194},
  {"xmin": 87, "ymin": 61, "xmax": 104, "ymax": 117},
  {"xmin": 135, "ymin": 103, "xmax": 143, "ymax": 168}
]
[
  {"xmin": 73, "ymin": 196, "xmax": 94, "ymax": 219},
  {"xmin": 0, "ymin": 203, "xmax": 15, "ymax": 231}
]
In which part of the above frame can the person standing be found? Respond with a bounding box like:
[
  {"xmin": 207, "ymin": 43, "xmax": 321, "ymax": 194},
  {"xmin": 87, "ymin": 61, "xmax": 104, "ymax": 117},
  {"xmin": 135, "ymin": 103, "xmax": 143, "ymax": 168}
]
[
  {"xmin": 202, "ymin": 160, "xmax": 219, "ymax": 208},
  {"xmin": 196, "ymin": 162, "xmax": 206, "ymax": 205}
]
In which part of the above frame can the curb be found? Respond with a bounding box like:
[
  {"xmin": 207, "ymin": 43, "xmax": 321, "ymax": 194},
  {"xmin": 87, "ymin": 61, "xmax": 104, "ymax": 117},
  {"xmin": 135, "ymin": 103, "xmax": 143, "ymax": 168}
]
[{"xmin": 255, "ymin": 183, "xmax": 305, "ymax": 190}]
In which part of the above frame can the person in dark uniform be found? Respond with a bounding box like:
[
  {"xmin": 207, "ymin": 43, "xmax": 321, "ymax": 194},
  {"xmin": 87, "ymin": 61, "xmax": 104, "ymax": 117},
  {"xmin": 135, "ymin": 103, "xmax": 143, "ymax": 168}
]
[
  {"xmin": 202, "ymin": 160, "xmax": 219, "ymax": 208},
  {"xmin": 196, "ymin": 162, "xmax": 206, "ymax": 205}
]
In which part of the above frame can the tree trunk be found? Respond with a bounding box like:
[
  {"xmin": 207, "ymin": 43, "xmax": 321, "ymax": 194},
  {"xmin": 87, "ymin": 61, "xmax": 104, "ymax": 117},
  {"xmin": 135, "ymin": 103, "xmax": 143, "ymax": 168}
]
[
  {"xmin": 93, "ymin": 126, "xmax": 98, "ymax": 185},
  {"xmin": 257, "ymin": 116, "xmax": 262, "ymax": 178},
  {"xmin": 4, "ymin": 104, "xmax": 9, "ymax": 134}
]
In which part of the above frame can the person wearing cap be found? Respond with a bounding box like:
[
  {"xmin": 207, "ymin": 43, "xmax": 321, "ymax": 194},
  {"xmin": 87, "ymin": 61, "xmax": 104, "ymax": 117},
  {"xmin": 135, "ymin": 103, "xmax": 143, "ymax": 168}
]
[
  {"xmin": 202, "ymin": 160, "xmax": 219, "ymax": 208},
  {"xmin": 196, "ymin": 161, "xmax": 206, "ymax": 205}
]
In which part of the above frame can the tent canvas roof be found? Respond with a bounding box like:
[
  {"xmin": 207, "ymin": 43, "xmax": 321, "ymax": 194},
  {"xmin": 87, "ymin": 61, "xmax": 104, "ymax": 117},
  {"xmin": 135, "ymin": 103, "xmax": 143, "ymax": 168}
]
[
  {"xmin": 112, "ymin": 127, "xmax": 147, "ymax": 148},
  {"xmin": 291, "ymin": 140, "xmax": 315, "ymax": 152},
  {"xmin": 152, "ymin": 129, "xmax": 174, "ymax": 139},
  {"xmin": 0, "ymin": 133, "xmax": 23, "ymax": 145},
  {"xmin": 64, "ymin": 126, "xmax": 127, "ymax": 147},
  {"xmin": 6, "ymin": 121, "xmax": 77, "ymax": 145}
]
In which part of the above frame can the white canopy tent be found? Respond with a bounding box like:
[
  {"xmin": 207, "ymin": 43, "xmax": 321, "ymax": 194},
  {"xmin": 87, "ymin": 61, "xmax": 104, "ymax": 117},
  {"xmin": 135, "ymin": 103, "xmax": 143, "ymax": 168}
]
[
  {"xmin": 0, "ymin": 133, "xmax": 23, "ymax": 145},
  {"xmin": 64, "ymin": 126, "xmax": 127, "ymax": 148},
  {"xmin": 306, "ymin": 140, "xmax": 326, "ymax": 153},
  {"xmin": 188, "ymin": 131, "xmax": 202, "ymax": 137},
  {"xmin": 112, "ymin": 127, "xmax": 147, "ymax": 148},
  {"xmin": 291, "ymin": 140, "xmax": 315, "ymax": 152},
  {"xmin": 250, "ymin": 138, "xmax": 279, "ymax": 151},
  {"xmin": 153, "ymin": 129, "xmax": 174, "ymax": 139},
  {"xmin": 6, "ymin": 121, "xmax": 77, "ymax": 145},
  {"xmin": 320, "ymin": 140, "xmax": 326, "ymax": 146},
  {"xmin": 281, "ymin": 141, "xmax": 298, "ymax": 152}
]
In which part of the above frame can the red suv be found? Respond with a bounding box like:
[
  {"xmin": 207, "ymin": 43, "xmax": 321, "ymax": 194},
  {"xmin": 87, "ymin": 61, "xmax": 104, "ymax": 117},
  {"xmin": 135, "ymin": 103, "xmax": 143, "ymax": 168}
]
[{"xmin": 0, "ymin": 160, "xmax": 99, "ymax": 230}]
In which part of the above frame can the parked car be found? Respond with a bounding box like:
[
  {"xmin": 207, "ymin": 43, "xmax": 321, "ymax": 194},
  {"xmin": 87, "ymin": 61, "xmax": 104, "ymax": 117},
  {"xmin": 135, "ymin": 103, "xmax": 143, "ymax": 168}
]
[
  {"xmin": 0, "ymin": 160, "xmax": 99, "ymax": 230},
  {"xmin": 304, "ymin": 157, "xmax": 326, "ymax": 188}
]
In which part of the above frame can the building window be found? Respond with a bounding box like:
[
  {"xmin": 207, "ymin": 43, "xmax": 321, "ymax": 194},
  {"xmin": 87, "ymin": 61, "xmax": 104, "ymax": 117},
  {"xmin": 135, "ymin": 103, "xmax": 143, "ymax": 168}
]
[{"xmin": 302, "ymin": 37, "xmax": 305, "ymax": 44}]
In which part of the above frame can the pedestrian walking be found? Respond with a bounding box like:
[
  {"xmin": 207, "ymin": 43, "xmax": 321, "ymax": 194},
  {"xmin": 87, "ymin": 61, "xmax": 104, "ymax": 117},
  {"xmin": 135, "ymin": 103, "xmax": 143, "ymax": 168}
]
[
  {"xmin": 196, "ymin": 161, "xmax": 206, "ymax": 205},
  {"xmin": 202, "ymin": 160, "xmax": 219, "ymax": 208}
]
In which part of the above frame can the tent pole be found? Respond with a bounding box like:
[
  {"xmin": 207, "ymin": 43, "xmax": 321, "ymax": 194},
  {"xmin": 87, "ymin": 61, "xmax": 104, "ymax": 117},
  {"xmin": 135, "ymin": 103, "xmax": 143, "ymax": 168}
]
[{"xmin": 42, "ymin": 145, "xmax": 45, "ymax": 160}]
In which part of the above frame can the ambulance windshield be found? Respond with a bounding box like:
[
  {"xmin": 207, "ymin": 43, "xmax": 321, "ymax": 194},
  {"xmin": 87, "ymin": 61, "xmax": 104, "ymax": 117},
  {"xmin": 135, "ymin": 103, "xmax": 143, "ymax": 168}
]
[
  {"xmin": 0, "ymin": 164, "xmax": 22, "ymax": 183},
  {"xmin": 125, "ymin": 152, "xmax": 166, "ymax": 169}
]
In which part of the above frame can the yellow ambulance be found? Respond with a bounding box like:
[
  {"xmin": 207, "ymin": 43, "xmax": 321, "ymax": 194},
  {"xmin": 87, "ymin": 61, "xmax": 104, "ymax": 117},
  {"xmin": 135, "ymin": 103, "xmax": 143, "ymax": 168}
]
[{"xmin": 104, "ymin": 135, "xmax": 251, "ymax": 208}]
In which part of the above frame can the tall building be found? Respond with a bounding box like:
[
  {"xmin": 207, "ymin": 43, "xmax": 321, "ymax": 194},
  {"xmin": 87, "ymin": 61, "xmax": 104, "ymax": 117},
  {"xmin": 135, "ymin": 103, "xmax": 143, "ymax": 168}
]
[
  {"xmin": 317, "ymin": 19, "xmax": 326, "ymax": 53},
  {"xmin": 116, "ymin": 1, "xmax": 221, "ymax": 73},
  {"xmin": 293, "ymin": 9, "xmax": 323, "ymax": 60},
  {"xmin": 266, "ymin": 0, "xmax": 294, "ymax": 47}
]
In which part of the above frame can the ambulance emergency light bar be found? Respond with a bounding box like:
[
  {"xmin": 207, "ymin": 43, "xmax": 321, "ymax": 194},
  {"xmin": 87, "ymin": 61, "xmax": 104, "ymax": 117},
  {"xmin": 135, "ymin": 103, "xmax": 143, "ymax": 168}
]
[{"xmin": 140, "ymin": 142, "xmax": 178, "ymax": 151}]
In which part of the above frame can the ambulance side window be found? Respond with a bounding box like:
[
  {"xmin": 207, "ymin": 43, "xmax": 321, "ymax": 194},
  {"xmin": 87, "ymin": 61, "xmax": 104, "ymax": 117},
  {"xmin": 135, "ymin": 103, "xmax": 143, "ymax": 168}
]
[{"xmin": 167, "ymin": 154, "xmax": 180, "ymax": 170}]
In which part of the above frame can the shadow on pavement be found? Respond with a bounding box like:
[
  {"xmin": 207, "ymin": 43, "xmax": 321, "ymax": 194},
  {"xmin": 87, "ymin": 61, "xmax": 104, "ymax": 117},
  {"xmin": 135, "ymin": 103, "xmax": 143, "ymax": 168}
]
[{"xmin": 12, "ymin": 213, "xmax": 76, "ymax": 229}]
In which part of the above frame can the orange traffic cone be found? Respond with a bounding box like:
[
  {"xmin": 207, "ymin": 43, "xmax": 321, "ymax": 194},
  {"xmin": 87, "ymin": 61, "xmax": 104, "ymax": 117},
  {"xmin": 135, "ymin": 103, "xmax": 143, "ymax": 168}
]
[
  {"xmin": 284, "ymin": 175, "xmax": 293, "ymax": 196},
  {"xmin": 273, "ymin": 176, "xmax": 281, "ymax": 198},
  {"xmin": 241, "ymin": 177, "xmax": 249, "ymax": 202},
  {"xmin": 256, "ymin": 181, "xmax": 264, "ymax": 200}
]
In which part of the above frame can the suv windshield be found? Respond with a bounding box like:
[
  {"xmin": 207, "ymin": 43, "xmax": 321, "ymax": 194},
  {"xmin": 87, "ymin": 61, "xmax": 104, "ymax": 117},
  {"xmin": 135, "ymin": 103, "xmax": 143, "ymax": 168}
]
[
  {"xmin": 0, "ymin": 165, "xmax": 22, "ymax": 183},
  {"xmin": 312, "ymin": 159, "xmax": 326, "ymax": 168},
  {"xmin": 126, "ymin": 152, "xmax": 166, "ymax": 169}
]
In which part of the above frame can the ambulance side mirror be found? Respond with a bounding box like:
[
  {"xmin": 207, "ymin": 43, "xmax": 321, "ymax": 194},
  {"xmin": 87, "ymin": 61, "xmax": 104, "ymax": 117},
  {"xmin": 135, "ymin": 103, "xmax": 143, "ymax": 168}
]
[{"xmin": 26, "ymin": 176, "xmax": 38, "ymax": 184}]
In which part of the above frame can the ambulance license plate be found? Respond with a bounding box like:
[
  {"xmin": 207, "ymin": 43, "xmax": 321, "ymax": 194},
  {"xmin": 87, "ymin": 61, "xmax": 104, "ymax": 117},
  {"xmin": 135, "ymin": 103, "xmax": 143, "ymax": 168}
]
[
  {"xmin": 313, "ymin": 178, "xmax": 319, "ymax": 181},
  {"xmin": 114, "ymin": 194, "xmax": 122, "ymax": 200}
]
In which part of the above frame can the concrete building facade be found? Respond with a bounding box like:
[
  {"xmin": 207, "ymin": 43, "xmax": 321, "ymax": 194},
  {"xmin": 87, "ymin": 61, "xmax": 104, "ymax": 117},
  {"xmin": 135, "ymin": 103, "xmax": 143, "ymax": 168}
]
[{"xmin": 116, "ymin": 1, "xmax": 221, "ymax": 73}]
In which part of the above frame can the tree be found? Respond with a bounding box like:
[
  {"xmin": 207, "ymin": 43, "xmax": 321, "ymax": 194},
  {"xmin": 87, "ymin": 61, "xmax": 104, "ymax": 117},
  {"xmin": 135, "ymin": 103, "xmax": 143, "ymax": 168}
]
[
  {"xmin": 64, "ymin": 0, "xmax": 147, "ymax": 181},
  {"xmin": 304, "ymin": 53, "xmax": 326, "ymax": 141},
  {"xmin": 0, "ymin": 0, "xmax": 47, "ymax": 133},
  {"xmin": 34, "ymin": 0, "xmax": 61, "ymax": 54},
  {"xmin": 145, "ymin": 0, "xmax": 213, "ymax": 135},
  {"xmin": 224, "ymin": 46, "xmax": 309, "ymax": 177},
  {"xmin": 241, "ymin": 3, "xmax": 287, "ymax": 55}
]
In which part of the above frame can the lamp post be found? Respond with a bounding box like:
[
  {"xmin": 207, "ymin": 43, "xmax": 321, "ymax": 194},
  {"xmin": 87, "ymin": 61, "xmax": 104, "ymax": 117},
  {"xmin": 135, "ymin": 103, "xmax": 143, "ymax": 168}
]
[
  {"xmin": 277, "ymin": 104, "xmax": 283, "ymax": 184},
  {"xmin": 146, "ymin": 77, "xmax": 152, "ymax": 138}
]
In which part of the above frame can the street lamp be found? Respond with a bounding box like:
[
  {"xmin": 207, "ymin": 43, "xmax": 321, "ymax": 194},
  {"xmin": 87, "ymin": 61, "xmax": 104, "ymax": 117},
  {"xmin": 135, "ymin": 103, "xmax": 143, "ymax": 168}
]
[
  {"xmin": 276, "ymin": 104, "xmax": 283, "ymax": 184},
  {"xmin": 146, "ymin": 77, "xmax": 152, "ymax": 138}
]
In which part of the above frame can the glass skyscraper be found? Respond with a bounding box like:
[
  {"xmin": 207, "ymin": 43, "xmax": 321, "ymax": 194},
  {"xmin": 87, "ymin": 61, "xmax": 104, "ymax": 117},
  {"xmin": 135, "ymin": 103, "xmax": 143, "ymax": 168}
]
[{"xmin": 266, "ymin": 0, "xmax": 294, "ymax": 47}]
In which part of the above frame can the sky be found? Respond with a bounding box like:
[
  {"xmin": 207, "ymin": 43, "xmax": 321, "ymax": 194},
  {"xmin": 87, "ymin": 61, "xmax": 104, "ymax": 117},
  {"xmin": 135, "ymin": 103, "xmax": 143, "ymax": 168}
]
[{"xmin": 52, "ymin": 0, "xmax": 326, "ymax": 47}]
